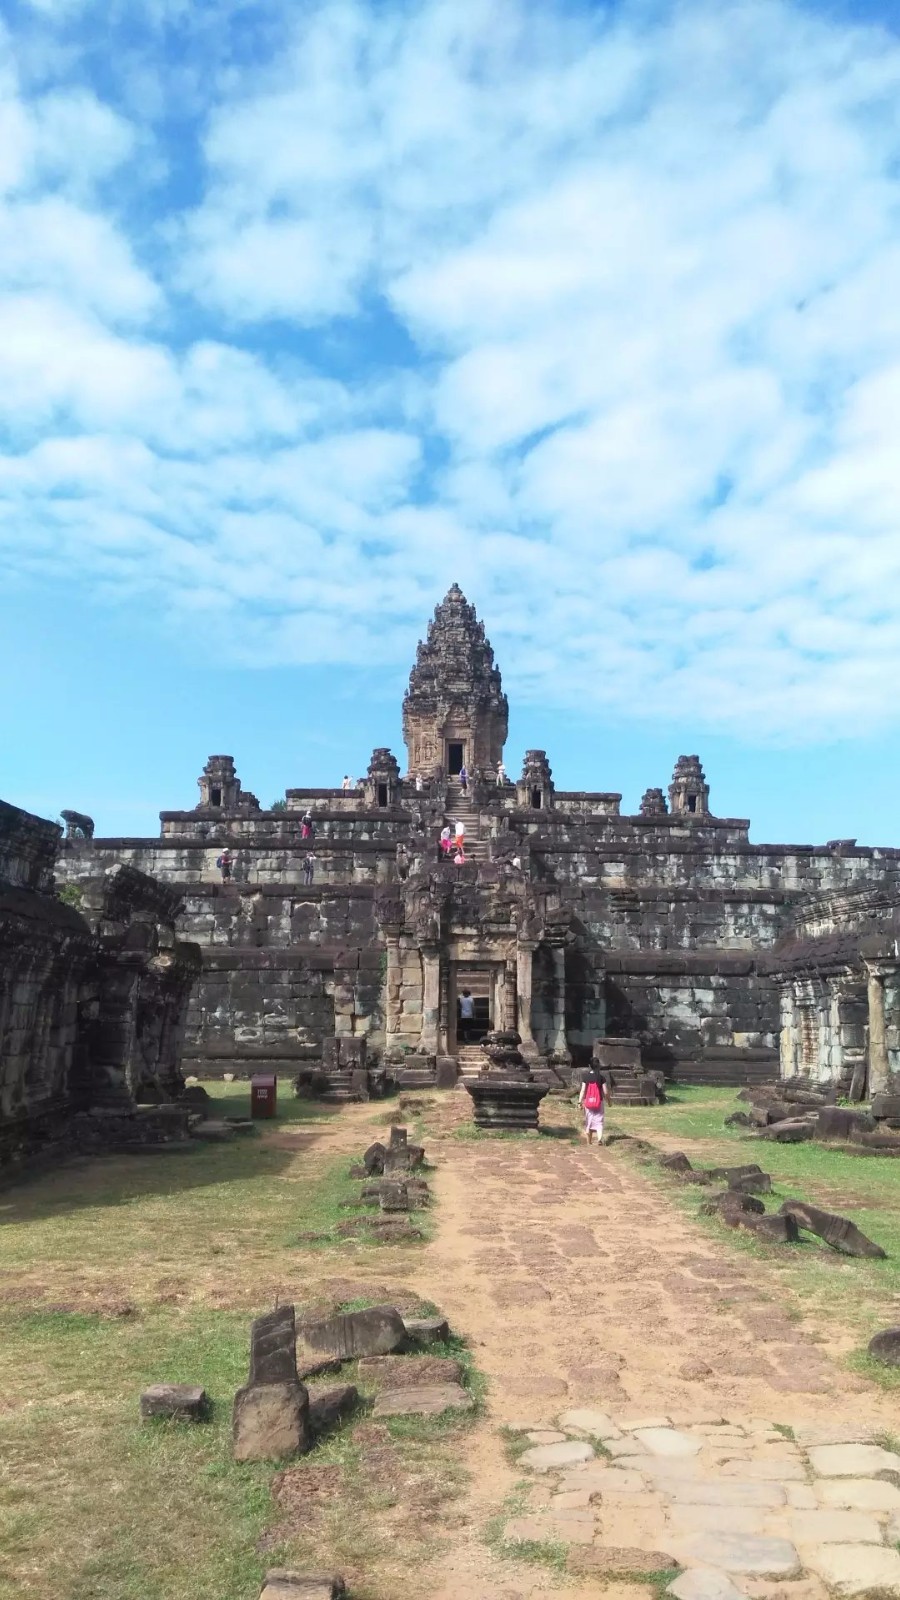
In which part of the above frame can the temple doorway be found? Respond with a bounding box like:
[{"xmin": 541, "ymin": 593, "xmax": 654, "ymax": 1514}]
[
  {"xmin": 447, "ymin": 741, "xmax": 465, "ymax": 776},
  {"xmin": 449, "ymin": 965, "xmax": 492, "ymax": 1052}
]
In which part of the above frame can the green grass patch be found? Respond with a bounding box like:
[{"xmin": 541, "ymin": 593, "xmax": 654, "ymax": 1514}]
[
  {"xmin": 612, "ymin": 1087, "xmax": 900, "ymax": 1348},
  {"xmin": 483, "ymin": 1488, "xmax": 568, "ymax": 1575},
  {"xmin": 0, "ymin": 1085, "xmax": 450, "ymax": 1600}
]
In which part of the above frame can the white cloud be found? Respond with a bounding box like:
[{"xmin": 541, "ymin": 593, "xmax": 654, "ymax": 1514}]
[{"xmin": 4, "ymin": 0, "xmax": 900, "ymax": 739}]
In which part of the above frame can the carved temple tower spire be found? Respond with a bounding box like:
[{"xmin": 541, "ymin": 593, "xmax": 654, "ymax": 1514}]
[{"xmin": 402, "ymin": 584, "xmax": 508, "ymax": 780}]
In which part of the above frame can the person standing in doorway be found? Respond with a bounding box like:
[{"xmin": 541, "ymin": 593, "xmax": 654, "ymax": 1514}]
[
  {"xmin": 217, "ymin": 848, "xmax": 233, "ymax": 883},
  {"xmin": 303, "ymin": 852, "xmax": 315, "ymax": 885},
  {"xmin": 459, "ymin": 763, "xmax": 468, "ymax": 794},
  {"xmin": 458, "ymin": 988, "xmax": 475, "ymax": 1042},
  {"xmin": 578, "ymin": 1064, "xmax": 608, "ymax": 1147}
]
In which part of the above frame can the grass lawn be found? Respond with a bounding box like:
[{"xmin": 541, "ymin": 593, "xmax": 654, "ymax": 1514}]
[
  {"xmin": 608, "ymin": 1086, "xmax": 900, "ymax": 1374},
  {"xmin": 0, "ymin": 1088, "xmax": 467, "ymax": 1600}
]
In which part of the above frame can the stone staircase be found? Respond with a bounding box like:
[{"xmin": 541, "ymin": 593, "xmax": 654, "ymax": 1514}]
[
  {"xmin": 444, "ymin": 791, "xmax": 488, "ymax": 863},
  {"xmin": 455, "ymin": 1044, "xmax": 485, "ymax": 1083}
]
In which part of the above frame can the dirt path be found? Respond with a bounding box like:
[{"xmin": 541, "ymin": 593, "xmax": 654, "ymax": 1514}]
[{"xmin": 307, "ymin": 1098, "xmax": 899, "ymax": 1598}]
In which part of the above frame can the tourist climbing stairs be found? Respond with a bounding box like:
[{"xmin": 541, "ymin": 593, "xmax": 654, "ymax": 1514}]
[
  {"xmin": 456, "ymin": 1044, "xmax": 485, "ymax": 1083},
  {"xmin": 443, "ymin": 791, "xmax": 488, "ymax": 863}
]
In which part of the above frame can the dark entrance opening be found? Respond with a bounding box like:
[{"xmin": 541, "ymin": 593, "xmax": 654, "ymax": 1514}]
[
  {"xmin": 687, "ymin": 794, "xmax": 697, "ymax": 813},
  {"xmin": 458, "ymin": 994, "xmax": 491, "ymax": 1043},
  {"xmin": 531, "ymin": 788, "xmax": 542, "ymax": 809},
  {"xmin": 210, "ymin": 787, "xmax": 222, "ymax": 807},
  {"xmin": 448, "ymin": 742, "xmax": 464, "ymax": 776},
  {"xmin": 377, "ymin": 782, "xmax": 389, "ymax": 807}
]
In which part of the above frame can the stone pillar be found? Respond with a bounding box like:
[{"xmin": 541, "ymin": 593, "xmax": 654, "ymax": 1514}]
[
  {"xmin": 492, "ymin": 966, "xmax": 507, "ymax": 1033},
  {"xmin": 503, "ymin": 958, "xmax": 517, "ymax": 1031},
  {"xmin": 778, "ymin": 983, "xmax": 797, "ymax": 1081},
  {"xmin": 548, "ymin": 944, "xmax": 570, "ymax": 1062},
  {"xmin": 383, "ymin": 933, "xmax": 402, "ymax": 1056},
  {"xmin": 866, "ymin": 964, "xmax": 891, "ymax": 1097},
  {"xmin": 420, "ymin": 945, "xmax": 441, "ymax": 1054},
  {"xmin": 516, "ymin": 941, "xmax": 538, "ymax": 1057}
]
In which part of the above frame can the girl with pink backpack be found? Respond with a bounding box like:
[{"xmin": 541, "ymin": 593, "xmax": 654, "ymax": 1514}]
[{"xmin": 578, "ymin": 1066, "xmax": 608, "ymax": 1147}]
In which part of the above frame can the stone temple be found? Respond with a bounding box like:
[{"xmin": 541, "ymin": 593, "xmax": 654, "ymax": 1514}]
[{"xmin": 42, "ymin": 584, "xmax": 900, "ymax": 1101}]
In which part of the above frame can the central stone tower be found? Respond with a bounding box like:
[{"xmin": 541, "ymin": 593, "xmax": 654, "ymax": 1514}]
[{"xmin": 402, "ymin": 584, "xmax": 509, "ymax": 780}]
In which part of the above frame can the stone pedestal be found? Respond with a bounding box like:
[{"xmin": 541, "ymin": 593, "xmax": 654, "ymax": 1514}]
[{"xmin": 463, "ymin": 1029, "xmax": 549, "ymax": 1131}]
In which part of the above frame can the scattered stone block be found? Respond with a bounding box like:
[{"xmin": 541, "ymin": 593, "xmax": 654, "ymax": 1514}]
[
  {"xmin": 803, "ymin": 1543, "xmax": 900, "ymax": 1595},
  {"xmin": 810, "ymin": 1441, "xmax": 900, "ymax": 1476},
  {"xmin": 191, "ymin": 1119, "xmax": 235, "ymax": 1141},
  {"xmin": 234, "ymin": 1383, "xmax": 310, "ymax": 1463},
  {"xmin": 259, "ymin": 1573, "xmax": 346, "ymax": 1600},
  {"xmin": 759, "ymin": 1118, "xmax": 814, "ymax": 1142},
  {"xmin": 378, "ymin": 1182, "xmax": 409, "ymax": 1212},
  {"xmin": 674, "ymin": 1532, "xmax": 800, "ymax": 1577},
  {"xmin": 667, "ymin": 1570, "xmax": 747, "ymax": 1600},
  {"xmin": 660, "ymin": 1152, "xmax": 692, "ymax": 1172},
  {"xmin": 816, "ymin": 1106, "xmax": 875, "ymax": 1141},
  {"xmin": 750, "ymin": 1213, "xmax": 799, "ymax": 1244},
  {"xmin": 402, "ymin": 1315, "xmax": 449, "ymax": 1344},
  {"xmin": 140, "ymin": 1383, "xmax": 207, "ymax": 1421},
  {"xmin": 371, "ymin": 1382, "xmax": 474, "ymax": 1417},
  {"xmin": 307, "ymin": 1384, "xmax": 358, "ymax": 1434},
  {"xmin": 357, "ymin": 1354, "xmax": 463, "ymax": 1389},
  {"xmin": 700, "ymin": 1191, "xmax": 765, "ymax": 1221},
  {"xmin": 568, "ymin": 1546, "xmax": 678, "ymax": 1575},
  {"xmin": 296, "ymin": 1305, "xmax": 407, "ymax": 1368},
  {"xmin": 362, "ymin": 1142, "xmax": 385, "ymax": 1175},
  {"xmin": 779, "ymin": 1200, "xmax": 886, "ymax": 1258},
  {"xmin": 233, "ymin": 1305, "xmax": 311, "ymax": 1463},
  {"xmin": 867, "ymin": 1326, "xmax": 900, "ymax": 1365},
  {"xmin": 519, "ymin": 1439, "xmax": 595, "ymax": 1471},
  {"xmin": 180, "ymin": 1084, "xmax": 212, "ymax": 1109}
]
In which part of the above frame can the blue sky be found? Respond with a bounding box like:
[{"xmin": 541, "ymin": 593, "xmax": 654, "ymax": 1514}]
[{"xmin": 2, "ymin": 0, "xmax": 900, "ymax": 844}]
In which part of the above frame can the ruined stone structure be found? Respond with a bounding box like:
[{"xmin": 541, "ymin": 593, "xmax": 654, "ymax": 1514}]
[
  {"xmin": 0, "ymin": 798, "xmax": 200, "ymax": 1164},
  {"xmin": 56, "ymin": 587, "xmax": 900, "ymax": 1095}
]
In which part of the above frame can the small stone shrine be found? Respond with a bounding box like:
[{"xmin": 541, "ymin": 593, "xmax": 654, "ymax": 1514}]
[
  {"xmin": 51, "ymin": 585, "xmax": 900, "ymax": 1097},
  {"xmin": 465, "ymin": 1028, "xmax": 549, "ymax": 1130}
]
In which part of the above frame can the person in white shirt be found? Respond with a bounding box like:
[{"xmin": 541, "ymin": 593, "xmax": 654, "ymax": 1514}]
[
  {"xmin": 454, "ymin": 819, "xmax": 465, "ymax": 849},
  {"xmin": 459, "ymin": 988, "xmax": 476, "ymax": 1042},
  {"xmin": 341, "ymin": 775, "xmax": 352, "ymax": 792},
  {"xmin": 497, "ymin": 761, "xmax": 506, "ymax": 785}
]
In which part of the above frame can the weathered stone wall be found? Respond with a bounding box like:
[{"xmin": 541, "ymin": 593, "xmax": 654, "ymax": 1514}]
[
  {"xmin": 1, "ymin": 799, "xmax": 200, "ymax": 1163},
  {"xmin": 56, "ymin": 798, "xmax": 900, "ymax": 1082}
]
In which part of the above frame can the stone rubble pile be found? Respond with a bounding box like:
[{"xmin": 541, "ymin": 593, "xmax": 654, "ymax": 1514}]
[
  {"xmin": 504, "ymin": 1410, "xmax": 900, "ymax": 1597},
  {"xmin": 646, "ymin": 1145, "xmax": 886, "ymax": 1257},
  {"xmin": 727, "ymin": 1084, "xmax": 900, "ymax": 1152},
  {"xmin": 349, "ymin": 1123, "xmax": 430, "ymax": 1217}
]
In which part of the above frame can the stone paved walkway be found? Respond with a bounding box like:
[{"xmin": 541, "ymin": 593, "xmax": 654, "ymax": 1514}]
[
  {"xmin": 390, "ymin": 1110, "xmax": 900, "ymax": 1598},
  {"xmin": 508, "ymin": 1412, "xmax": 900, "ymax": 1596}
]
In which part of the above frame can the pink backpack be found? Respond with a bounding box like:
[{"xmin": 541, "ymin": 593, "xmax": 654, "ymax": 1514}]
[{"xmin": 584, "ymin": 1078, "xmax": 603, "ymax": 1112}]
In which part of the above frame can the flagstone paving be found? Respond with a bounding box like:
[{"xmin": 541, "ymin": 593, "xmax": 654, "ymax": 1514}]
[{"xmin": 325, "ymin": 1102, "xmax": 900, "ymax": 1598}]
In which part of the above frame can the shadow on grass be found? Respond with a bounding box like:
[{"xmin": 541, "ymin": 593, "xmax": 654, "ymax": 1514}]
[{"xmin": 0, "ymin": 1095, "xmax": 338, "ymax": 1226}]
